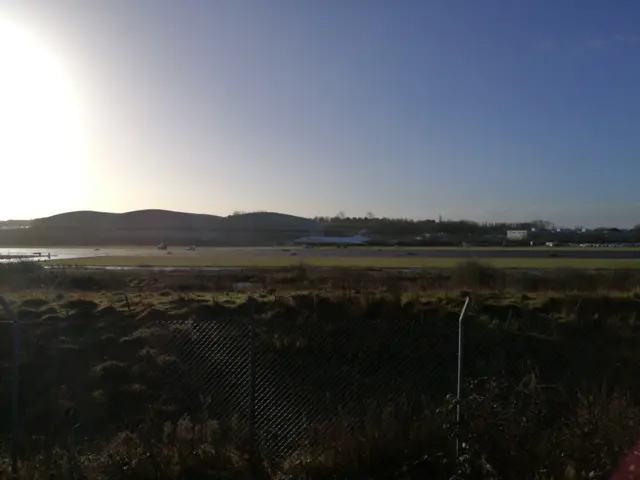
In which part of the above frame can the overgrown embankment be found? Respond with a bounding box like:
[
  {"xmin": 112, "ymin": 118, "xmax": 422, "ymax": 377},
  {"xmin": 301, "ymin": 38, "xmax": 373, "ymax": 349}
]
[{"xmin": 0, "ymin": 262, "xmax": 639, "ymax": 478}]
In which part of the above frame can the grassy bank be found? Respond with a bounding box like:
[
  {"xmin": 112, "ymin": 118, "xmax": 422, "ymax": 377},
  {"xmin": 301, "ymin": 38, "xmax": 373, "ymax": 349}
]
[
  {"xmin": 0, "ymin": 263, "xmax": 640, "ymax": 477},
  {"xmin": 1, "ymin": 288, "xmax": 640, "ymax": 477}
]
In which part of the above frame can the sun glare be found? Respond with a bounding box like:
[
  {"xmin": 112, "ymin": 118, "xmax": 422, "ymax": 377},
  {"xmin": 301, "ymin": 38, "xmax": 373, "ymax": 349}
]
[{"xmin": 0, "ymin": 17, "xmax": 86, "ymax": 219}]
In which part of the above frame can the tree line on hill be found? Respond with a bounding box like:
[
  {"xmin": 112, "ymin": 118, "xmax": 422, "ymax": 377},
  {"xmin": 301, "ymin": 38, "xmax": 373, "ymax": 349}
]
[
  {"xmin": 315, "ymin": 214, "xmax": 640, "ymax": 245},
  {"xmin": 316, "ymin": 215, "xmax": 552, "ymax": 236}
]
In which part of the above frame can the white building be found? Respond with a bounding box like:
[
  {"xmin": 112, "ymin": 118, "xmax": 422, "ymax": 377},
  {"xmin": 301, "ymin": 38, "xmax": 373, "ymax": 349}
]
[{"xmin": 507, "ymin": 230, "xmax": 529, "ymax": 241}]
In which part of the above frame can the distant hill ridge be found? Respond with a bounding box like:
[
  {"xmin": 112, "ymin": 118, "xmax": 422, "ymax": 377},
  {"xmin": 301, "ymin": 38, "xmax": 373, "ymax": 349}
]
[{"xmin": 32, "ymin": 209, "xmax": 318, "ymax": 231}]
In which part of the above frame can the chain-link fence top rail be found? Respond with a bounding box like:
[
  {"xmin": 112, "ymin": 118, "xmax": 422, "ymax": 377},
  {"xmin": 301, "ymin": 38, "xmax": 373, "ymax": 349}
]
[{"xmin": 2, "ymin": 286, "xmax": 640, "ymax": 477}]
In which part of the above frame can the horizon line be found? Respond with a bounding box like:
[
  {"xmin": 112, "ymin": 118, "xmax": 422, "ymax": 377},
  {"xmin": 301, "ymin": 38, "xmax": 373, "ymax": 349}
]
[{"xmin": 1, "ymin": 209, "xmax": 636, "ymax": 230}]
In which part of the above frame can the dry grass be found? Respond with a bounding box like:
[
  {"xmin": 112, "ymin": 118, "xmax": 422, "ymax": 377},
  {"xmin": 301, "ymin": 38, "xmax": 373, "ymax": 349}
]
[
  {"xmin": 47, "ymin": 253, "xmax": 640, "ymax": 269},
  {"xmin": 8, "ymin": 259, "xmax": 640, "ymax": 297},
  {"xmin": 1, "ymin": 264, "xmax": 640, "ymax": 477}
]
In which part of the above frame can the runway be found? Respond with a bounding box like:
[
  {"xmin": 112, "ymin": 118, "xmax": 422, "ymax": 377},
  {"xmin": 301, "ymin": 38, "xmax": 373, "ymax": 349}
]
[{"xmin": 2, "ymin": 246, "xmax": 640, "ymax": 263}]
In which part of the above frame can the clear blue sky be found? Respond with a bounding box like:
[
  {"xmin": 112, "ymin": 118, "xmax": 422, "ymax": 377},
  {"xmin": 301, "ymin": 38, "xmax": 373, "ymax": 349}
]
[{"xmin": 1, "ymin": 0, "xmax": 639, "ymax": 227}]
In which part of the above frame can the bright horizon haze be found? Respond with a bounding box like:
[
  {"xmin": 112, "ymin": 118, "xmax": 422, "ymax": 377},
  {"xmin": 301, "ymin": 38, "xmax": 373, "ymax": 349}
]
[{"xmin": 0, "ymin": 1, "xmax": 639, "ymax": 227}]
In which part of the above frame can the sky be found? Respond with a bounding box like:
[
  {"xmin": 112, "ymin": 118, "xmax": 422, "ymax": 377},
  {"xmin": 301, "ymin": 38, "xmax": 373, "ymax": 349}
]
[{"xmin": 0, "ymin": 1, "xmax": 639, "ymax": 227}]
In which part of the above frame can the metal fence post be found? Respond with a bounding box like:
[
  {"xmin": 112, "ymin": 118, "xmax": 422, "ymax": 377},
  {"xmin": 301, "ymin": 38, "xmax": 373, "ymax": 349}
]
[
  {"xmin": 247, "ymin": 296, "xmax": 258, "ymax": 467},
  {"xmin": 456, "ymin": 296, "xmax": 470, "ymax": 460},
  {"xmin": 0, "ymin": 296, "xmax": 19, "ymax": 476}
]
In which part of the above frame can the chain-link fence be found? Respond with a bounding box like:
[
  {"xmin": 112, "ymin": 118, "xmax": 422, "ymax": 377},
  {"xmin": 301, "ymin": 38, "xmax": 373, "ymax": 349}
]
[
  {"xmin": 114, "ymin": 295, "xmax": 465, "ymax": 470},
  {"xmin": 2, "ymin": 287, "xmax": 640, "ymax": 478},
  {"xmin": 0, "ymin": 290, "xmax": 469, "ymax": 475}
]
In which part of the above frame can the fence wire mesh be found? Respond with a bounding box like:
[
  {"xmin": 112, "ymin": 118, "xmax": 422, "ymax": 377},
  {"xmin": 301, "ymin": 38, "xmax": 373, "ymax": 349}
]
[
  {"xmin": 136, "ymin": 296, "xmax": 462, "ymax": 464},
  {"xmin": 2, "ymin": 277, "xmax": 640, "ymax": 478},
  {"xmin": 0, "ymin": 289, "xmax": 467, "ymax": 475},
  {"xmin": 251, "ymin": 301, "xmax": 458, "ymax": 461}
]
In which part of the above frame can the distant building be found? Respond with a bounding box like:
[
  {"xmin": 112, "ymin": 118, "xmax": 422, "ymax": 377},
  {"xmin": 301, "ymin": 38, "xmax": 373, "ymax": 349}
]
[{"xmin": 507, "ymin": 230, "xmax": 529, "ymax": 241}]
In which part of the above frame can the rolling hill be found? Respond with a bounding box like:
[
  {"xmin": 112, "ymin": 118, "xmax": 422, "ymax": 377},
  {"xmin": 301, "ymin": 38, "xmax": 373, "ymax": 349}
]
[{"xmin": 12, "ymin": 209, "xmax": 322, "ymax": 246}]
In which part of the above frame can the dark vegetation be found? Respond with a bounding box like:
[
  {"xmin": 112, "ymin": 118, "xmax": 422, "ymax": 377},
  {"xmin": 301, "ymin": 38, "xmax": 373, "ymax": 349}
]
[
  {"xmin": 320, "ymin": 215, "xmax": 640, "ymax": 245},
  {"xmin": 0, "ymin": 262, "xmax": 640, "ymax": 477}
]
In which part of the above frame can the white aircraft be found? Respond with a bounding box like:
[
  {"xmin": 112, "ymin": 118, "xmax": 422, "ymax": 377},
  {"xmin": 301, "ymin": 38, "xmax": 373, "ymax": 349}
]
[{"xmin": 293, "ymin": 230, "xmax": 371, "ymax": 247}]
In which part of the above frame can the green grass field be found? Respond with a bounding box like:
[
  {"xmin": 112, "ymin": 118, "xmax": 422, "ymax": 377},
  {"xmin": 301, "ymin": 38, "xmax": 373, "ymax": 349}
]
[{"xmin": 48, "ymin": 254, "xmax": 640, "ymax": 269}]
